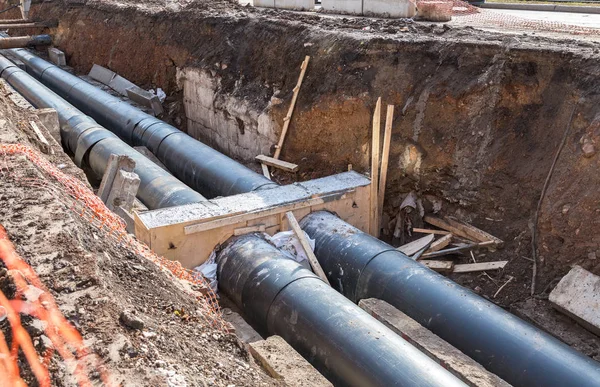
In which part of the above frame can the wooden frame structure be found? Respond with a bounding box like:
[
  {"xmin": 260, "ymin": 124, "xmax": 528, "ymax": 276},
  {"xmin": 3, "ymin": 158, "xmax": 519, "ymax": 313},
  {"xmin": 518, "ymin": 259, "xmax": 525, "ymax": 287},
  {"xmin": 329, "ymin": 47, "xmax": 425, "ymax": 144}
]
[{"xmin": 134, "ymin": 171, "xmax": 370, "ymax": 268}]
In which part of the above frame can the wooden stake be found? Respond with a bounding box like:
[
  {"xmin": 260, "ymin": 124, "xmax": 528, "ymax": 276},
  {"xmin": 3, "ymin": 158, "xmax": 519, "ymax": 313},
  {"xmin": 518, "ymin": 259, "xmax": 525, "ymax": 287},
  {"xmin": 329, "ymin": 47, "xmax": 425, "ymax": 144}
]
[
  {"xmin": 423, "ymin": 234, "xmax": 453, "ymax": 255},
  {"xmin": 378, "ymin": 104, "xmax": 394, "ymax": 232},
  {"xmin": 273, "ymin": 56, "xmax": 310, "ymax": 160},
  {"xmin": 285, "ymin": 211, "xmax": 330, "ymax": 285},
  {"xmin": 370, "ymin": 97, "xmax": 382, "ymax": 237},
  {"xmin": 453, "ymin": 261, "xmax": 508, "ymax": 274}
]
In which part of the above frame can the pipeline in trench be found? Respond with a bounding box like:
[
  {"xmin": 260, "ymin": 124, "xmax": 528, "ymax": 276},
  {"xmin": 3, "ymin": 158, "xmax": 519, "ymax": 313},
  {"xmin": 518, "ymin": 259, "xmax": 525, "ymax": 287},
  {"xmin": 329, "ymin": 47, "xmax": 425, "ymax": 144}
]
[{"xmin": 4, "ymin": 48, "xmax": 600, "ymax": 387}]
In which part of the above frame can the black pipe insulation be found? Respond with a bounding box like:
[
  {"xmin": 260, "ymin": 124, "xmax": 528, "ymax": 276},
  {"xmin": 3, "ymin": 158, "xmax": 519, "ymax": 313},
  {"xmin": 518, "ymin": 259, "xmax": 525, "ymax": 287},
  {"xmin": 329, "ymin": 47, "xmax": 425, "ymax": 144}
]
[
  {"xmin": 0, "ymin": 55, "xmax": 206, "ymax": 209},
  {"xmin": 8, "ymin": 49, "xmax": 279, "ymax": 199},
  {"xmin": 216, "ymin": 234, "xmax": 466, "ymax": 387},
  {"xmin": 300, "ymin": 211, "xmax": 600, "ymax": 387}
]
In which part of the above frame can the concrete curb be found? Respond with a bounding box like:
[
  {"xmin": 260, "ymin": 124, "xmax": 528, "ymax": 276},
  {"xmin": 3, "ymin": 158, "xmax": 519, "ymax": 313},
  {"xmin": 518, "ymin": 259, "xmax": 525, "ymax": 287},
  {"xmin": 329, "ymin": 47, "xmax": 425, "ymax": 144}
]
[{"xmin": 480, "ymin": 2, "xmax": 600, "ymax": 14}]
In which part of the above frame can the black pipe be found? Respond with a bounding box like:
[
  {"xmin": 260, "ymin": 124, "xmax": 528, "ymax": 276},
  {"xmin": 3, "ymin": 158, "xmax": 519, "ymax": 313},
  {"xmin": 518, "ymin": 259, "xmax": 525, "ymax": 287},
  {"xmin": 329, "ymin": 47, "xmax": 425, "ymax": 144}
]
[
  {"xmin": 0, "ymin": 55, "xmax": 205, "ymax": 209},
  {"xmin": 217, "ymin": 234, "xmax": 466, "ymax": 387},
  {"xmin": 9, "ymin": 49, "xmax": 278, "ymax": 199},
  {"xmin": 300, "ymin": 211, "xmax": 600, "ymax": 387}
]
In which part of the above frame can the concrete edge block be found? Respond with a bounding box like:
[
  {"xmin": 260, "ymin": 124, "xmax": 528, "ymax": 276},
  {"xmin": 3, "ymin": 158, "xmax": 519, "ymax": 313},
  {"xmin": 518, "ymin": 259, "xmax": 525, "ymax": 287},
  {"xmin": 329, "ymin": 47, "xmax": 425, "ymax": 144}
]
[{"xmin": 359, "ymin": 298, "xmax": 511, "ymax": 387}]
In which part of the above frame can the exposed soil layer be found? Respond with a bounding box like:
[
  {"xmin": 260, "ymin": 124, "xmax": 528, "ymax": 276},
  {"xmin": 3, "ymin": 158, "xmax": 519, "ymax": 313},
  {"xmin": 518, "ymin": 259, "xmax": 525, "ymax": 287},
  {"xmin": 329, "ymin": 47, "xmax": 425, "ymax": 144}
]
[
  {"xmin": 9, "ymin": 0, "xmax": 600, "ymax": 363},
  {"xmin": 0, "ymin": 83, "xmax": 278, "ymax": 385}
]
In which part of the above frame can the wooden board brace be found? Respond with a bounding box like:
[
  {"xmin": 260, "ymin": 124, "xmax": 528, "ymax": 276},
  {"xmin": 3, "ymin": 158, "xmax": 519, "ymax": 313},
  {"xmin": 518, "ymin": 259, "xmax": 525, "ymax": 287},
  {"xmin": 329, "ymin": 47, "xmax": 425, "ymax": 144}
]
[
  {"xmin": 370, "ymin": 97, "xmax": 382, "ymax": 237},
  {"xmin": 424, "ymin": 216, "xmax": 504, "ymax": 247},
  {"xmin": 378, "ymin": 104, "xmax": 394, "ymax": 234},
  {"xmin": 256, "ymin": 155, "xmax": 298, "ymax": 172},
  {"xmin": 273, "ymin": 56, "xmax": 310, "ymax": 160},
  {"xmin": 285, "ymin": 211, "xmax": 330, "ymax": 286}
]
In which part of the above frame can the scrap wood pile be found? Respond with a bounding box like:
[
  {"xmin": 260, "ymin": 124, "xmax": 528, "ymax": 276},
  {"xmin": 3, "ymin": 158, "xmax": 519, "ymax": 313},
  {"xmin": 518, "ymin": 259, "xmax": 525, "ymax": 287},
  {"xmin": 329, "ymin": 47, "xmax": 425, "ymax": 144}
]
[{"xmin": 392, "ymin": 193, "xmax": 506, "ymax": 275}]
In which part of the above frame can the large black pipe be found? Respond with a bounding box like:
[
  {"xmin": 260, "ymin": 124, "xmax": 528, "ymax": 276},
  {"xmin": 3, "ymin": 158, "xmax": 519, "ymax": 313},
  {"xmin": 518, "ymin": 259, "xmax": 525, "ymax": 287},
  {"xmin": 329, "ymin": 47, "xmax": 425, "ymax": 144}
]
[
  {"xmin": 0, "ymin": 55, "xmax": 205, "ymax": 209},
  {"xmin": 300, "ymin": 211, "xmax": 600, "ymax": 387},
  {"xmin": 9, "ymin": 49, "xmax": 278, "ymax": 199},
  {"xmin": 217, "ymin": 234, "xmax": 466, "ymax": 387}
]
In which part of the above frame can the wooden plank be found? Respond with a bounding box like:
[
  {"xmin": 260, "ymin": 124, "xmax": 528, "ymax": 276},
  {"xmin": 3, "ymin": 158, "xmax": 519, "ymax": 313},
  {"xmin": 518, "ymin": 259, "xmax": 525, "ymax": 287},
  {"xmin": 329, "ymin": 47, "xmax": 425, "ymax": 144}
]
[
  {"xmin": 285, "ymin": 211, "xmax": 330, "ymax": 285},
  {"xmin": 377, "ymin": 104, "xmax": 394, "ymax": 232},
  {"xmin": 421, "ymin": 241, "xmax": 495, "ymax": 259},
  {"xmin": 233, "ymin": 224, "xmax": 266, "ymax": 236},
  {"xmin": 29, "ymin": 121, "xmax": 52, "ymax": 154},
  {"xmin": 424, "ymin": 216, "xmax": 504, "ymax": 247},
  {"xmin": 421, "ymin": 260, "xmax": 454, "ymax": 273},
  {"xmin": 369, "ymin": 97, "xmax": 382, "ymax": 237},
  {"xmin": 412, "ymin": 228, "xmax": 450, "ymax": 235},
  {"xmin": 261, "ymin": 163, "xmax": 271, "ymax": 180},
  {"xmin": 423, "ymin": 234, "xmax": 453, "ymax": 255},
  {"xmin": 274, "ymin": 56, "xmax": 310, "ymax": 159},
  {"xmin": 256, "ymin": 154, "xmax": 298, "ymax": 172},
  {"xmin": 397, "ymin": 234, "xmax": 434, "ymax": 257},
  {"xmin": 453, "ymin": 261, "xmax": 508, "ymax": 273}
]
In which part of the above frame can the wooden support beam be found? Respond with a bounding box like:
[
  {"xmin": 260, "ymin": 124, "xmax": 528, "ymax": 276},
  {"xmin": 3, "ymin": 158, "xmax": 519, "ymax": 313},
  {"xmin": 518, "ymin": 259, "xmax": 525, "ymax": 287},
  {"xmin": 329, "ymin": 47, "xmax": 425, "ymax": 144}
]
[
  {"xmin": 421, "ymin": 260, "xmax": 454, "ymax": 273},
  {"xmin": 256, "ymin": 154, "xmax": 298, "ymax": 172},
  {"xmin": 424, "ymin": 216, "xmax": 504, "ymax": 247},
  {"xmin": 453, "ymin": 261, "xmax": 508, "ymax": 274},
  {"xmin": 285, "ymin": 211, "xmax": 330, "ymax": 286},
  {"xmin": 233, "ymin": 224, "xmax": 266, "ymax": 236},
  {"xmin": 273, "ymin": 56, "xmax": 310, "ymax": 160},
  {"xmin": 0, "ymin": 21, "xmax": 57, "ymax": 29},
  {"xmin": 412, "ymin": 228, "xmax": 450, "ymax": 236},
  {"xmin": 369, "ymin": 97, "xmax": 382, "ymax": 237},
  {"xmin": 397, "ymin": 234, "xmax": 434, "ymax": 257},
  {"xmin": 421, "ymin": 241, "xmax": 495, "ymax": 259},
  {"xmin": 377, "ymin": 104, "xmax": 394, "ymax": 232}
]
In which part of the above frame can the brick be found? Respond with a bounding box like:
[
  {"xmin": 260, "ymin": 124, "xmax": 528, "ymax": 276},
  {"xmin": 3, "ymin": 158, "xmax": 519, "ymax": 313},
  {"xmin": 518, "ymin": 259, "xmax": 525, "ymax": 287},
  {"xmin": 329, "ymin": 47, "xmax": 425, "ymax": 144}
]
[
  {"xmin": 48, "ymin": 48, "xmax": 66, "ymax": 66},
  {"xmin": 550, "ymin": 265, "xmax": 600, "ymax": 336},
  {"xmin": 249, "ymin": 336, "xmax": 332, "ymax": 386},
  {"xmin": 359, "ymin": 298, "xmax": 510, "ymax": 387}
]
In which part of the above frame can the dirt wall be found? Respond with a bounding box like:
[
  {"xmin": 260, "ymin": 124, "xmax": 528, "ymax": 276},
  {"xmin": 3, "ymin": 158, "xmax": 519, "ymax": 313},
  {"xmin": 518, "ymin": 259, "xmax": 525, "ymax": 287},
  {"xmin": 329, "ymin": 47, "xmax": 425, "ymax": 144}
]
[{"xmin": 23, "ymin": 0, "xmax": 600, "ymax": 301}]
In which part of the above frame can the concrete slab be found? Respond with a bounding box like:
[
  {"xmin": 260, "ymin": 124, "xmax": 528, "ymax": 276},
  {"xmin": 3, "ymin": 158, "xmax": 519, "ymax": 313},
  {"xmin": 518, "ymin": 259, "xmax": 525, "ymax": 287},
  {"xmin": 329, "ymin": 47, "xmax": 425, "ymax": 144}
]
[
  {"xmin": 276, "ymin": 0, "xmax": 314, "ymax": 10},
  {"xmin": 359, "ymin": 298, "xmax": 511, "ymax": 387},
  {"xmin": 321, "ymin": 0, "xmax": 363, "ymax": 15},
  {"xmin": 106, "ymin": 169, "xmax": 140, "ymax": 212},
  {"xmin": 126, "ymin": 87, "xmax": 164, "ymax": 116},
  {"xmin": 48, "ymin": 48, "xmax": 66, "ymax": 66},
  {"xmin": 108, "ymin": 74, "xmax": 139, "ymax": 97},
  {"xmin": 363, "ymin": 0, "xmax": 416, "ymax": 18},
  {"xmin": 36, "ymin": 108, "xmax": 60, "ymax": 143},
  {"xmin": 249, "ymin": 336, "xmax": 333, "ymax": 386},
  {"xmin": 88, "ymin": 64, "xmax": 115, "ymax": 85},
  {"xmin": 254, "ymin": 0, "xmax": 276, "ymax": 7},
  {"xmin": 550, "ymin": 265, "xmax": 600, "ymax": 336}
]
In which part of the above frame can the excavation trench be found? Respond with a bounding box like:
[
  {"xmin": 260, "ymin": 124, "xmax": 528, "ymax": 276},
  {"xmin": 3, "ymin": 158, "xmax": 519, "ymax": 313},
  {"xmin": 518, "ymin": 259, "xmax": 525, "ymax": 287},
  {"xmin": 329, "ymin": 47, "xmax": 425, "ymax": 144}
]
[
  {"xmin": 8, "ymin": 0, "xmax": 600, "ymax": 384},
  {"xmin": 34, "ymin": 1, "xmax": 600, "ymax": 306}
]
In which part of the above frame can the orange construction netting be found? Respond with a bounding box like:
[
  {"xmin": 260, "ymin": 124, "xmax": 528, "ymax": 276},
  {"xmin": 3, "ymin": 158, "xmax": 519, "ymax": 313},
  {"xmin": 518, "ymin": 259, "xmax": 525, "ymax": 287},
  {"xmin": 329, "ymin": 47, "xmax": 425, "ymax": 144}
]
[{"xmin": 0, "ymin": 143, "xmax": 228, "ymax": 385}]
